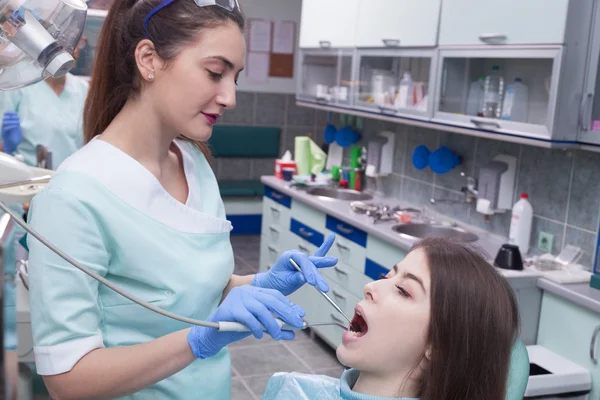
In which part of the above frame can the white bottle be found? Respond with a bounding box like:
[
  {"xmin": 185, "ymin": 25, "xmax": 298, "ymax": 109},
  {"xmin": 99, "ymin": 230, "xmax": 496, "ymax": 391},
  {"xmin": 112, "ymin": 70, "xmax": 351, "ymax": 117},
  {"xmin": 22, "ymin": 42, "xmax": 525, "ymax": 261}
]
[
  {"xmin": 466, "ymin": 76, "xmax": 484, "ymax": 116},
  {"xmin": 508, "ymin": 193, "xmax": 533, "ymax": 255},
  {"xmin": 395, "ymin": 72, "xmax": 414, "ymax": 109},
  {"xmin": 501, "ymin": 77, "xmax": 529, "ymax": 122}
]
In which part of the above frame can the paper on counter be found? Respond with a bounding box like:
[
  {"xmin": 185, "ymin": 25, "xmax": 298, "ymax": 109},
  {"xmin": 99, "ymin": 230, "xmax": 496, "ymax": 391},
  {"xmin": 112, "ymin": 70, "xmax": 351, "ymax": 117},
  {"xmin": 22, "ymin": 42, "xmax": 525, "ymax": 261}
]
[
  {"xmin": 247, "ymin": 52, "xmax": 269, "ymax": 84},
  {"xmin": 272, "ymin": 20, "xmax": 295, "ymax": 55},
  {"xmin": 248, "ymin": 19, "xmax": 272, "ymax": 52}
]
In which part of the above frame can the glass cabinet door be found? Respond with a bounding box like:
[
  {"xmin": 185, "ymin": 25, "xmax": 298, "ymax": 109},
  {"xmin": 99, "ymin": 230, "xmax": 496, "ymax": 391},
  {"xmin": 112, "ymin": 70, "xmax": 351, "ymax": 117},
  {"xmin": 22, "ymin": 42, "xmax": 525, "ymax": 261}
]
[
  {"xmin": 297, "ymin": 49, "xmax": 355, "ymax": 106},
  {"xmin": 355, "ymin": 49, "xmax": 435, "ymax": 119},
  {"xmin": 580, "ymin": 7, "xmax": 600, "ymax": 146},
  {"xmin": 434, "ymin": 48, "xmax": 561, "ymax": 140}
]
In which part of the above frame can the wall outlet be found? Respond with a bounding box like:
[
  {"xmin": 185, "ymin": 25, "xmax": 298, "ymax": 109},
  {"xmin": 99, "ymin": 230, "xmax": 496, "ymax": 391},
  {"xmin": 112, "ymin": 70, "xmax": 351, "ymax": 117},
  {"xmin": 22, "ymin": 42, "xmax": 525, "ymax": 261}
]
[{"xmin": 538, "ymin": 232, "xmax": 554, "ymax": 253}]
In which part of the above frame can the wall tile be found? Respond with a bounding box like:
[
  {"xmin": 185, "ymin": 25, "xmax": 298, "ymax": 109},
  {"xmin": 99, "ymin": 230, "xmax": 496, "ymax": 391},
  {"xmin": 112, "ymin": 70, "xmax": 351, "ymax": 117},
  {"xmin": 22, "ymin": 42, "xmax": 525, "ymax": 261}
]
[
  {"xmin": 255, "ymin": 93, "xmax": 286, "ymax": 126},
  {"xmin": 392, "ymin": 130, "xmax": 407, "ymax": 175},
  {"xmin": 286, "ymin": 95, "xmax": 316, "ymax": 127},
  {"xmin": 435, "ymin": 132, "xmax": 476, "ymax": 191},
  {"xmin": 404, "ymin": 127, "xmax": 438, "ymax": 183},
  {"xmin": 219, "ymin": 158, "xmax": 252, "ymax": 180},
  {"xmin": 530, "ymin": 217, "xmax": 564, "ymax": 257},
  {"xmin": 251, "ymin": 159, "xmax": 276, "ymax": 180},
  {"xmin": 568, "ymin": 151, "xmax": 600, "ymax": 232},
  {"xmin": 223, "ymin": 91, "xmax": 255, "ymax": 124},
  {"xmin": 381, "ymin": 174, "xmax": 402, "ymax": 199},
  {"xmin": 564, "ymin": 227, "xmax": 597, "ymax": 271},
  {"xmin": 430, "ymin": 187, "xmax": 470, "ymax": 224},
  {"xmin": 468, "ymin": 205, "xmax": 512, "ymax": 238},
  {"xmin": 517, "ymin": 147, "xmax": 572, "ymax": 222},
  {"xmin": 401, "ymin": 178, "xmax": 433, "ymax": 208}
]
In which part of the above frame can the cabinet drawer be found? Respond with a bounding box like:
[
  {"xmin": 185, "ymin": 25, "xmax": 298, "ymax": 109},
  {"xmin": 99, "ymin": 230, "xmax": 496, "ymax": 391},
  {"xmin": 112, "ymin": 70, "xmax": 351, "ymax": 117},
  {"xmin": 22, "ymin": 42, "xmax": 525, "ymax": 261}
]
[
  {"xmin": 326, "ymin": 229, "xmax": 367, "ymax": 273},
  {"xmin": 262, "ymin": 197, "xmax": 292, "ymax": 233},
  {"xmin": 259, "ymin": 235, "xmax": 284, "ymax": 273},
  {"xmin": 365, "ymin": 235, "xmax": 407, "ymax": 272},
  {"xmin": 326, "ymin": 215, "xmax": 367, "ymax": 247},
  {"xmin": 261, "ymin": 223, "xmax": 286, "ymax": 247},
  {"xmin": 364, "ymin": 258, "xmax": 391, "ymax": 281},
  {"xmin": 291, "ymin": 201, "xmax": 326, "ymax": 231},
  {"xmin": 290, "ymin": 219, "xmax": 325, "ymax": 248},
  {"xmin": 321, "ymin": 261, "xmax": 371, "ymax": 300},
  {"xmin": 264, "ymin": 186, "xmax": 291, "ymax": 208}
]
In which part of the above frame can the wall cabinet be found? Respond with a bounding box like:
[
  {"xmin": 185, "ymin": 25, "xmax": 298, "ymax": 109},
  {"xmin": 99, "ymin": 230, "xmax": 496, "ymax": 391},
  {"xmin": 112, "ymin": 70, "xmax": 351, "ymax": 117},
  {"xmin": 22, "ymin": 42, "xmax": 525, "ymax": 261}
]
[
  {"xmin": 298, "ymin": 0, "xmax": 360, "ymax": 49},
  {"xmin": 355, "ymin": 0, "xmax": 441, "ymax": 48},
  {"xmin": 438, "ymin": 0, "xmax": 571, "ymax": 46}
]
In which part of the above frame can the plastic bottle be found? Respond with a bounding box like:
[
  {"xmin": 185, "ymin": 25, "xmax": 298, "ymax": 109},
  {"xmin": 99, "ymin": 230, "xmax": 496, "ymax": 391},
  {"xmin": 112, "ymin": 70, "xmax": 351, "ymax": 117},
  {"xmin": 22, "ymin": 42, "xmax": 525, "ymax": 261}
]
[
  {"xmin": 482, "ymin": 65, "xmax": 504, "ymax": 119},
  {"xmin": 395, "ymin": 72, "xmax": 414, "ymax": 109},
  {"xmin": 501, "ymin": 78, "xmax": 529, "ymax": 122},
  {"xmin": 508, "ymin": 193, "xmax": 533, "ymax": 255},
  {"xmin": 466, "ymin": 76, "xmax": 484, "ymax": 116}
]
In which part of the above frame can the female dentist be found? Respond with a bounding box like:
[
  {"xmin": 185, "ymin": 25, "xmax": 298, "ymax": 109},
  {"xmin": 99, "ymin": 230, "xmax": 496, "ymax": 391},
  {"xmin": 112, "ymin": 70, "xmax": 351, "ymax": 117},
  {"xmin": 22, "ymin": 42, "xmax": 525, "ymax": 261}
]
[{"xmin": 25, "ymin": 1, "xmax": 338, "ymax": 399}]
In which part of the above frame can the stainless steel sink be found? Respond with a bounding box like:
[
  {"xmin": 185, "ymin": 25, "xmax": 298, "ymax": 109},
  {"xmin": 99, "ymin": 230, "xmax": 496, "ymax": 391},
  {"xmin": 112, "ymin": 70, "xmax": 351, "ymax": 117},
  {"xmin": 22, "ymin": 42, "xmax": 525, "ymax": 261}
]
[
  {"xmin": 392, "ymin": 224, "xmax": 479, "ymax": 242},
  {"xmin": 307, "ymin": 187, "xmax": 373, "ymax": 201}
]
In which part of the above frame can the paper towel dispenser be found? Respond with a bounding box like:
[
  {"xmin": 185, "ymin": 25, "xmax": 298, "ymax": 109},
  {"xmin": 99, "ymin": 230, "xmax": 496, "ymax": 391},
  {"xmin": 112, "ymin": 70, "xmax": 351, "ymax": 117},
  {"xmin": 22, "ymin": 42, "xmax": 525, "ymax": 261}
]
[{"xmin": 475, "ymin": 155, "xmax": 517, "ymax": 216}]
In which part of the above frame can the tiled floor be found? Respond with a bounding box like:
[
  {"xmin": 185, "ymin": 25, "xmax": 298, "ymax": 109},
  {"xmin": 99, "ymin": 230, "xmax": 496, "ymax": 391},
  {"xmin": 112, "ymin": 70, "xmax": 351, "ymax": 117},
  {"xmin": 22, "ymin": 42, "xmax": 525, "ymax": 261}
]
[
  {"xmin": 229, "ymin": 235, "xmax": 344, "ymax": 399},
  {"xmin": 30, "ymin": 235, "xmax": 344, "ymax": 400}
]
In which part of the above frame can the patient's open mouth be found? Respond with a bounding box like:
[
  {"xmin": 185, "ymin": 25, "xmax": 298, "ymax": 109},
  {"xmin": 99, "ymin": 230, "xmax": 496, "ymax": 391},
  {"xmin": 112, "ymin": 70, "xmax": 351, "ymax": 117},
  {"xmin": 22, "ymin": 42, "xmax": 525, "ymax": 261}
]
[{"xmin": 347, "ymin": 307, "xmax": 368, "ymax": 338}]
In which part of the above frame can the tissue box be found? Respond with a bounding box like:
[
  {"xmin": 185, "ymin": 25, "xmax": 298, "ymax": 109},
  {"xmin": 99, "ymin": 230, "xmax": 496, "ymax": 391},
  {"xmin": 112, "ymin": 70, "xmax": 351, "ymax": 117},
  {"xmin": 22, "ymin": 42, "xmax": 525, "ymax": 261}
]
[{"xmin": 275, "ymin": 160, "xmax": 296, "ymax": 179}]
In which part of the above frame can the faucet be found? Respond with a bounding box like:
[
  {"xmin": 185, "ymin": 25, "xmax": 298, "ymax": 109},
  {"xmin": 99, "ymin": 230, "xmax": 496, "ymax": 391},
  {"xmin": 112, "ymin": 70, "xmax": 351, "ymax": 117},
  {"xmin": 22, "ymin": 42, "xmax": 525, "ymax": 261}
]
[{"xmin": 430, "ymin": 172, "xmax": 478, "ymax": 205}]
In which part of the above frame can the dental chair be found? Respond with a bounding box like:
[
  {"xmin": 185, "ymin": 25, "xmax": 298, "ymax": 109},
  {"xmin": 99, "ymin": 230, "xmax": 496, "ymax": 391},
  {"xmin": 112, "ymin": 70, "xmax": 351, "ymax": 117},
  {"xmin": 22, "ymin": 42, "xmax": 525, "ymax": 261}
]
[{"xmin": 506, "ymin": 338, "xmax": 529, "ymax": 400}]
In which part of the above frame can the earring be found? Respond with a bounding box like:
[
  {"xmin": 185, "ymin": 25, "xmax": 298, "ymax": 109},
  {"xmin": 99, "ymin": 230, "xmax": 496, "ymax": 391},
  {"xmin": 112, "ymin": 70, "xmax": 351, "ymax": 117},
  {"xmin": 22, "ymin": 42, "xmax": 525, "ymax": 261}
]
[
  {"xmin": 426, "ymin": 350, "xmax": 432, "ymax": 359},
  {"xmin": 148, "ymin": 73, "xmax": 154, "ymax": 80}
]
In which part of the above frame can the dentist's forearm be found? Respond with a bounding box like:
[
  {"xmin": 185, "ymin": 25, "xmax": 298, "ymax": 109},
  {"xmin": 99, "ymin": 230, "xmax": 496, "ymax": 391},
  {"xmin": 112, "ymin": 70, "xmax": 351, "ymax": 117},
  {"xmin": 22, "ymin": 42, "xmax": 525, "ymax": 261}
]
[
  {"xmin": 222, "ymin": 274, "xmax": 255, "ymax": 299},
  {"xmin": 42, "ymin": 329, "xmax": 196, "ymax": 400}
]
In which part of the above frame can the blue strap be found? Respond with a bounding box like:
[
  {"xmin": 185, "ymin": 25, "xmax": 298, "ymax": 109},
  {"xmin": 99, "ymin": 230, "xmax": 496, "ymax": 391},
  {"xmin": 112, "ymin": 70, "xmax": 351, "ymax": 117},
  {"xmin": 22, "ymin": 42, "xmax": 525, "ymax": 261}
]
[{"xmin": 143, "ymin": 0, "xmax": 178, "ymax": 38}]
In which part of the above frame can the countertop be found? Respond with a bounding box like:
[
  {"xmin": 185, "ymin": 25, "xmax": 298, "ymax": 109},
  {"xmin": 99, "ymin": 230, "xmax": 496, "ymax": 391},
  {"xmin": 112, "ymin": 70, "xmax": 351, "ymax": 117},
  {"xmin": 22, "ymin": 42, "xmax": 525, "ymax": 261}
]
[
  {"xmin": 537, "ymin": 278, "xmax": 600, "ymax": 314},
  {"xmin": 261, "ymin": 176, "xmax": 541, "ymax": 280}
]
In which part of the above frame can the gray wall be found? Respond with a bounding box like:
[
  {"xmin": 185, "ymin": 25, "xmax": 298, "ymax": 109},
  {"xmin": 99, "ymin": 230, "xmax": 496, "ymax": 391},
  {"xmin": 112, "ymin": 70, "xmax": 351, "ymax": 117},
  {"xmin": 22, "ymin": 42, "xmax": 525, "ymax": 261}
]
[{"xmin": 217, "ymin": 91, "xmax": 600, "ymax": 270}]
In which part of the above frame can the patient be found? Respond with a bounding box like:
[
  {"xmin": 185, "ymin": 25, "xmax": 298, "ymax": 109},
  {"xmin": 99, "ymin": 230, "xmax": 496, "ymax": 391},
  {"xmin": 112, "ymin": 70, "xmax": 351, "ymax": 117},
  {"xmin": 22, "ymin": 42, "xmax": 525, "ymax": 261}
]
[{"xmin": 263, "ymin": 237, "xmax": 520, "ymax": 400}]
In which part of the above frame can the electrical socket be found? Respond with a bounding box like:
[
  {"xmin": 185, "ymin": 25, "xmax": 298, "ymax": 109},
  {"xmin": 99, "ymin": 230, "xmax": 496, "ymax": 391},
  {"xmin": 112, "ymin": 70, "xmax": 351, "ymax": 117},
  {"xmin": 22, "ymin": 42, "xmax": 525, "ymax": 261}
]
[{"xmin": 538, "ymin": 232, "xmax": 554, "ymax": 253}]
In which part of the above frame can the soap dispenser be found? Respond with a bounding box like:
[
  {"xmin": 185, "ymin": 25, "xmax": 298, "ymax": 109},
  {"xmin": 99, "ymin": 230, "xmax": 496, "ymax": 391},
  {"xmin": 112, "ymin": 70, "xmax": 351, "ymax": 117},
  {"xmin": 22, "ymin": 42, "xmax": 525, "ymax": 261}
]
[
  {"xmin": 366, "ymin": 131, "xmax": 395, "ymax": 178},
  {"xmin": 475, "ymin": 155, "xmax": 517, "ymax": 216}
]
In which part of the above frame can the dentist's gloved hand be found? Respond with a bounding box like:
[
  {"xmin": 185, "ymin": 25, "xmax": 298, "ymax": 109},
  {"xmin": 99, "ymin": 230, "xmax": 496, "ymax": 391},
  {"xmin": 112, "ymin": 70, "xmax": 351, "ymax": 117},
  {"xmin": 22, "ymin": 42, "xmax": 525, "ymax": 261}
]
[
  {"xmin": 188, "ymin": 285, "xmax": 306, "ymax": 359},
  {"xmin": 1, "ymin": 112, "xmax": 22, "ymax": 154},
  {"xmin": 252, "ymin": 234, "xmax": 337, "ymax": 296}
]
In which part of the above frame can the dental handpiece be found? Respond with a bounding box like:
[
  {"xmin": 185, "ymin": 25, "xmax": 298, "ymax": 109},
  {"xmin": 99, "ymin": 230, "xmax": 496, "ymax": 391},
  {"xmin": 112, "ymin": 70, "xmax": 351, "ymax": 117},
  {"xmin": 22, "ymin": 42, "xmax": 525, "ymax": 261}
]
[{"xmin": 218, "ymin": 318, "xmax": 348, "ymax": 332}]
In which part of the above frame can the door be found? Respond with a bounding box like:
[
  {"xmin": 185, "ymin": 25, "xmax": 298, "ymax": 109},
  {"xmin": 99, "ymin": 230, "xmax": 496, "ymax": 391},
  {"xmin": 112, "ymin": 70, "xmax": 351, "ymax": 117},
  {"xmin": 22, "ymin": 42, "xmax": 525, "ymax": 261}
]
[
  {"xmin": 433, "ymin": 48, "xmax": 562, "ymax": 141},
  {"xmin": 355, "ymin": 0, "xmax": 442, "ymax": 48},
  {"xmin": 299, "ymin": 0, "xmax": 360, "ymax": 48},
  {"xmin": 579, "ymin": 1, "xmax": 600, "ymax": 146},
  {"xmin": 438, "ymin": 0, "xmax": 569, "ymax": 46}
]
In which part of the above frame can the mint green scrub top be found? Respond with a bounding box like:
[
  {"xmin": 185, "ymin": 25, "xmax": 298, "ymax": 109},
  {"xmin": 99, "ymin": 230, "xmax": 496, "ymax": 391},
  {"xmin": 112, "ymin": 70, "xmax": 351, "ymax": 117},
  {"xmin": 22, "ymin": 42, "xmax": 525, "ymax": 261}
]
[{"xmin": 27, "ymin": 137, "xmax": 235, "ymax": 399}]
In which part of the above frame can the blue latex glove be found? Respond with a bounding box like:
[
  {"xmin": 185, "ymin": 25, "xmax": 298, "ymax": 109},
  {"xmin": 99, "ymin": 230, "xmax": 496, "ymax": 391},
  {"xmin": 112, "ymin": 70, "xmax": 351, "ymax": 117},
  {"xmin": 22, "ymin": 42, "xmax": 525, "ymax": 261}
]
[
  {"xmin": 1, "ymin": 112, "xmax": 22, "ymax": 154},
  {"xmin": 188, "ymin": 285, "xmax": 306, "ymax": 359},
  {"xmin": 252, "ymin": 234, "xmax": 338, "ymax": 296}
]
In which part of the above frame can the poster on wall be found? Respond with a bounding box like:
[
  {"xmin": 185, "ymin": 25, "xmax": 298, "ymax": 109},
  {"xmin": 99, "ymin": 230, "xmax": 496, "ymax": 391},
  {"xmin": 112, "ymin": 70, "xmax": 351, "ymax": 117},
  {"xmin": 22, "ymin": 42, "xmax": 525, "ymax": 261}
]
[{"xmin": 70, "ymin": 10, "xmax": 107, "ymax": 78}]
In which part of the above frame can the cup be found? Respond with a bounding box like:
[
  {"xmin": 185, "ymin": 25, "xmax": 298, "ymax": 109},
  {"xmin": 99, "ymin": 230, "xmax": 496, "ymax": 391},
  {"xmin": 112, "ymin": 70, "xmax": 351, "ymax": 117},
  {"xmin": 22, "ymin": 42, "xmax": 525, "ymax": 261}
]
[{"xmin": 282, "ymin": 167, "xmax": 295, "ymax": 182}]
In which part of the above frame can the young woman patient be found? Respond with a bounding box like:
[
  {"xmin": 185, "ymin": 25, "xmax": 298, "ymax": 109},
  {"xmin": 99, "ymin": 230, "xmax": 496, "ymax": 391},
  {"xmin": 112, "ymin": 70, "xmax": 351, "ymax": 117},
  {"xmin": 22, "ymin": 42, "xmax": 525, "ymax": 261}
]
[{"xmin": 263, "ymin": 237, "xmax": 521, "ymax": 400}]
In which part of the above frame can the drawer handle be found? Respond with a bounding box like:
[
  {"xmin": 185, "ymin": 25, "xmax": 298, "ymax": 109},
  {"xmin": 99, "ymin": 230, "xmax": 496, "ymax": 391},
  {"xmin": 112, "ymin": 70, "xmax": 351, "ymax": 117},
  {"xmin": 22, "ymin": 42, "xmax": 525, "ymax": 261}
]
[
  {"xmin": 299, "ymin": 228, "xmax": 314, "ymax": 238},
  {"xmin": 591, "ymin": 325, "xmax": 600, "ymax": 364},
  {"xmin": 336, "ymin": 224, "xmax": 353, "ymax": 235},
  {"xmin": 580, "ymin": 93, "xmax": 593, "ymax": 131},
  {"xmin": 270, "ymin": 206, "xmax": 280, "ymax": 214},
  {"xmin": 382, "ymin": 38, "xmax": 400, "ymax": 47},
  {"xmin": 271, "ymin": 192, "xmax": 284, "ymax": 200},
  {"xmin": 332, "ymin": 290, "xmax": 346, "ymax": 301},
  {"xmin": 298, "ymin": 244, "xmax": 311, "ymax": 254},
  {"xmin": 269, "ymin": 226, "xmax": 280, "ymax": 234},
  {"xmin": 378, "ymin": 105, "xmax": 397, "ymax": 115},
  {"xmin": 316, "ymin": 97, "xmax": 329, "ymax": 105},
  {"xmin": 336, "ymin": 243, "xmax": 350, "ymax": 251},
  {"xmin": 471, "ymin": 118, "xmax": 500, "ymax": 129},
  {"xmin": 478, "ymin": 33, "xmax": 507, "ymax": 43},
  {"xmin": 267, "ymin": 245, "xmax": 278, "ymax": 253},
  {"xmin": 334, "ymin": 266, "xmax": 348, "ymax": 276},
  {"xmin": 319, "ymin": 40, "xmax": 332, "ymax": 49},
  {"xmin": 330, "ymin": 313, "xmax": 346, "ymax": 326}
]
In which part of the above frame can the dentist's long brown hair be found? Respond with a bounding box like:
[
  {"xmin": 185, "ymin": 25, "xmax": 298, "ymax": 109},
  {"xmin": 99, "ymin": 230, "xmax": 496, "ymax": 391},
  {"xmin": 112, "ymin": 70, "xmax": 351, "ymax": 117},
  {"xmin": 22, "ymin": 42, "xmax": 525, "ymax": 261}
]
[
  {"xmin": 413, "ymin": 237, "xmax": 520, "ymax": 400},
  {"xmin": 83, "ymin": 0, "xmax": 245, "ymax": 158}
]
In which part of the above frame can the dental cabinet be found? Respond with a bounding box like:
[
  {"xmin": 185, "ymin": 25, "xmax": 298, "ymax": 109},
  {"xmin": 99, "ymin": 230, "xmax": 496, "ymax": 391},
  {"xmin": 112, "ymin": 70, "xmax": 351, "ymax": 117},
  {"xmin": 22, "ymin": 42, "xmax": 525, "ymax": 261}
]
[
  {"xmin": 258, "ymin": 183, "xmax": 541, "ymax": 349},
  {"xmin": 298, "ymin": 0, "xmax": 360, "ymax": 49},
  {"xmin": 296, "ymin": 0, "xmax": 600, "ymax": 149}
]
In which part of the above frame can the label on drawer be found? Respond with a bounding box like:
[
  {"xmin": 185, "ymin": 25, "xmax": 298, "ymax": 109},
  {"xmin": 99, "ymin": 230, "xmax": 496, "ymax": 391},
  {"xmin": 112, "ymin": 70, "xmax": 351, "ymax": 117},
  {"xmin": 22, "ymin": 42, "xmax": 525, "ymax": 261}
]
[
  {"xmin": 264, "ymin": 186, "xmax": 291, "ymax": 208},
  {"xmin": 326, "ymin": 215, "xmax": 367, "ymax": 247},
  {"xmin": 290, "ymin": 219, "xmax": 324, "ymax": 248},
  {"xmin": 365, "ymin": 258, "xmax": 390, "ymax": 281}
]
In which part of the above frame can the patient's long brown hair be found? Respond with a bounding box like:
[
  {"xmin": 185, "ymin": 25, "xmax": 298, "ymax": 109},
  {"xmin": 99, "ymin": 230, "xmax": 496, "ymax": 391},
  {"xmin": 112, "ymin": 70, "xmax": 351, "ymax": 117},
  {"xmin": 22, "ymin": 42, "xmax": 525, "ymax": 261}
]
[
  {"xmin": 83, "ymin": 0, "xmax": 245, "ymax": 158},
  {"xmin": 411, "ymin": 237, "xmax": 520, "ymax": 400}
]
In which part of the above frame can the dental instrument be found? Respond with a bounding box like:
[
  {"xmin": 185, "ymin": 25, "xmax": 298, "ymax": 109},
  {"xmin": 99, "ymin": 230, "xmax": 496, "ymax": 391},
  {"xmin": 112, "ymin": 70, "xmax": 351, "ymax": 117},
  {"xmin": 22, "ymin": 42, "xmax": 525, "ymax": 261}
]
[{"xmin": 289, "ymin": 258, "xmax": 353, "ymax": 325}]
